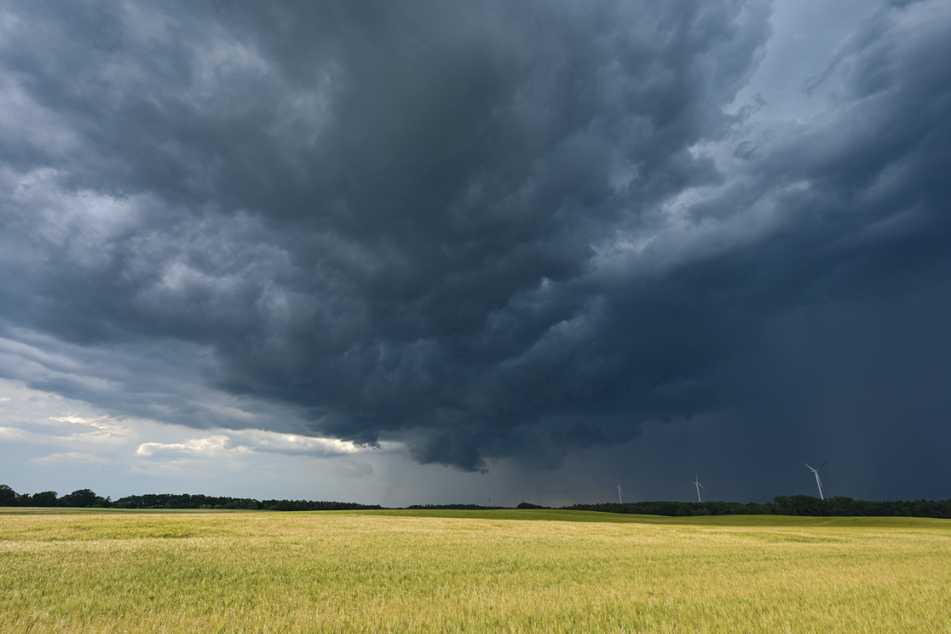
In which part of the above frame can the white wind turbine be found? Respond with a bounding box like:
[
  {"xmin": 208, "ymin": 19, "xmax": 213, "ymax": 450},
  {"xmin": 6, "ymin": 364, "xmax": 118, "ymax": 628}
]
[
  {"xmin": 617, "ymin": 482, "xmax": 623, "ymax": 504},
  {"xmin": 804, "ymin": 462, "xmax": 827, "ymax": 500},
  {"xmin": 692, "ymin": 472, "xmax": 705, "ymax": 503}
]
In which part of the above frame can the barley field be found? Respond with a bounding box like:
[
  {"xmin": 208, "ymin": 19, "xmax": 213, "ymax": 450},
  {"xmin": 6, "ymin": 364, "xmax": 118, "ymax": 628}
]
[{"xmin": 1, "ymin": 508, "xmax": 949, "ymax": 632}]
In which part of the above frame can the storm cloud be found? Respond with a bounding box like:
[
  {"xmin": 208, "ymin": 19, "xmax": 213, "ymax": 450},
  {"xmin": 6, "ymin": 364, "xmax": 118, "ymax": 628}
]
[{"xmin": 2, "ymin": 0, "xmax": 950, "ymax": 496}]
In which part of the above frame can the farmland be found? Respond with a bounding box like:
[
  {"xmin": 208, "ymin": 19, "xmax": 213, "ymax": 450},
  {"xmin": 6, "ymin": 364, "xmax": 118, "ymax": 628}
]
[{"xmin": 1, "ymin": 509, "xmax": 949, "ymax": 632}]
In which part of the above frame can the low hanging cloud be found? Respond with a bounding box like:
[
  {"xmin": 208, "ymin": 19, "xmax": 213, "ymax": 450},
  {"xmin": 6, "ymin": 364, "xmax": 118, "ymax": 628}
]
[
  {"xmin": 29, "ymin": 452, "xmax": 110, "ymax": 467},
  {"xmin": 1, "ymin": 0, "xmax": 950, "ymax": 482}
]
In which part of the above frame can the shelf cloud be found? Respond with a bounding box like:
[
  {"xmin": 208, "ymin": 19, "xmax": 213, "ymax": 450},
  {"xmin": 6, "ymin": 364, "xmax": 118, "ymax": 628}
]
[{"xmin": 1, "ymin": 0, "xmax": 950, "ymax": 500}]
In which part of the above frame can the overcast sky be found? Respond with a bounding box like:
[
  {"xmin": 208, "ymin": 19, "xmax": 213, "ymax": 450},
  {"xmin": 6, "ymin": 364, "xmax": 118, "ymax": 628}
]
[{"xmin": 2, "ymin": 0, "xmax": 949, "ymax": 506}]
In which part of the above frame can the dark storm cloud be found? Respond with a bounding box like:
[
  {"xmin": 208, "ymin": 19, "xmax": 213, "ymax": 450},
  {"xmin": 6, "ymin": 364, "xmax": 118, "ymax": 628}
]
[{"xmin": 2, "ymin": 0, "xmax": 950, "ymax": 482}]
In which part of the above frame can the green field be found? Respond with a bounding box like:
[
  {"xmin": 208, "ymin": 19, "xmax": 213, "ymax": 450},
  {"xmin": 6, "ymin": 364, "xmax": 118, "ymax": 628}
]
[{"xmin": 1, "ymin": 509, "xmax": 949, "ymax": 632}]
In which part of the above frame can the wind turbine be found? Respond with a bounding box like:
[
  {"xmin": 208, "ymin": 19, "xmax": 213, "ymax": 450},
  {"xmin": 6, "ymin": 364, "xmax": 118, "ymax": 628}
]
[
  {"xmin": 692, "ymin": 472, "xmax": 705, "ymax": 503},
  {"xmin": 617, "ymin": 482, "xmax": 623, "ymax": 504},
  {"xmin": 804, "ymin": 462, "xmax": 827, "ymax": 500}
]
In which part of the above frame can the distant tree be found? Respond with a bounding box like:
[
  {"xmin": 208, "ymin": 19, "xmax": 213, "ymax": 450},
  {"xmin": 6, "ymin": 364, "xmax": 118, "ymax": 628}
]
[
  {"xmin": 30, "ymin": 491, "xmax": 59, "ymax": 507},
  {"xmin": 773, "ymin": 495, "xmax": 829, "ymax": 516},
  {"xmin": 60, "ymin": 489, "xmax": 101, "ymax": 508},
  {"xmin": 0, "ymin": 484, "xmax": 20, "ymax": 507}
]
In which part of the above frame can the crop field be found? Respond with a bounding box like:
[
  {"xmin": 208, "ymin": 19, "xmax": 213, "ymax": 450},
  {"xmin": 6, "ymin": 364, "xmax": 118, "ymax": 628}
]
[{"xmin": 1, "ymin": 509, "xmax": 949, "ymax": 632}]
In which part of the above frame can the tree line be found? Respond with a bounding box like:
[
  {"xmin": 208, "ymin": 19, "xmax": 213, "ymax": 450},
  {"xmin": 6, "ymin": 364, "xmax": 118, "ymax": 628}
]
[
  {"xmin": 2, "ymin": 484, "xmax": 949, "ymax": 517},
  {"xmin": 0, "ymin": 485, "xmax": 379, "ymax": 511},
  {"xmin": 558, "ymin": 496, "xmax": 951, "ymax": 518}
]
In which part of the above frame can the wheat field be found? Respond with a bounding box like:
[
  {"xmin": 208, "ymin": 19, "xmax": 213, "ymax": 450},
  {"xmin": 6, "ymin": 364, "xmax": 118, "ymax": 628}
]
[{"xmin": 1, "ymin": 508, "xmax": 949, "ymax": 632}]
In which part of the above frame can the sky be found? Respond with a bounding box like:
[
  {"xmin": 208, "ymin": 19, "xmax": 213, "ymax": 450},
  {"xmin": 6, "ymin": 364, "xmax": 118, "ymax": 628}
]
[{"xmin": 1, "ymin": 0, "xmax": 950, "ymax": 507}]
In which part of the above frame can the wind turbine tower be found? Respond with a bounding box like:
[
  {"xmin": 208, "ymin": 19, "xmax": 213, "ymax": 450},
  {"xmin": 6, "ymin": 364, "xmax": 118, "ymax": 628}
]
[
  {"xmin": 617, "ymin": 482, "xmax": 623, "ymax": 504},
  {"xmin": 804, "ymin": 462, "xmax": 827, "ymax": 500},
  {"xmin": 692, "ymin": 472, "xmax": 705, "ymax": 503}
]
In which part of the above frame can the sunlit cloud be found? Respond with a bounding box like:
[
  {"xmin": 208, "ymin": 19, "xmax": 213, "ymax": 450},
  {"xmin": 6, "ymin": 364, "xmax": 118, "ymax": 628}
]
[
  {"xmin": 135, "ymin": 429, "xmax": 380, "ymax": 460},
  {"xmin": 136, "ymin": 435, "xmax": 243, "ymax": 459}
]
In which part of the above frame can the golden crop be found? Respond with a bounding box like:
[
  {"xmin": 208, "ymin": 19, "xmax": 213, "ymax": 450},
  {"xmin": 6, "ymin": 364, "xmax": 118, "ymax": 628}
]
[{"xmin": 1, "ymin": 509, "xmax": 949, "ymax": 632}]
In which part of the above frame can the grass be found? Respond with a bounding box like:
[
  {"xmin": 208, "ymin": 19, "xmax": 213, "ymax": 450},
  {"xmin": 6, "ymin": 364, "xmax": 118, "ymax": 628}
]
[{"xmin": 1, "ymin": 508, "xmax": 949, "ymax": 632}]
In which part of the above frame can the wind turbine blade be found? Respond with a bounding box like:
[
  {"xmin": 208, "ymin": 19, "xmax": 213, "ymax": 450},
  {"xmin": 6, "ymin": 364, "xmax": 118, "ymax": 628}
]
[
  {"xmin": 818, "ymin": 462, "xmax": 828, "ymax": 470},
  {"xmin": 804, "ymin": 463, "xmax": 814, "ymax": 471}
]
